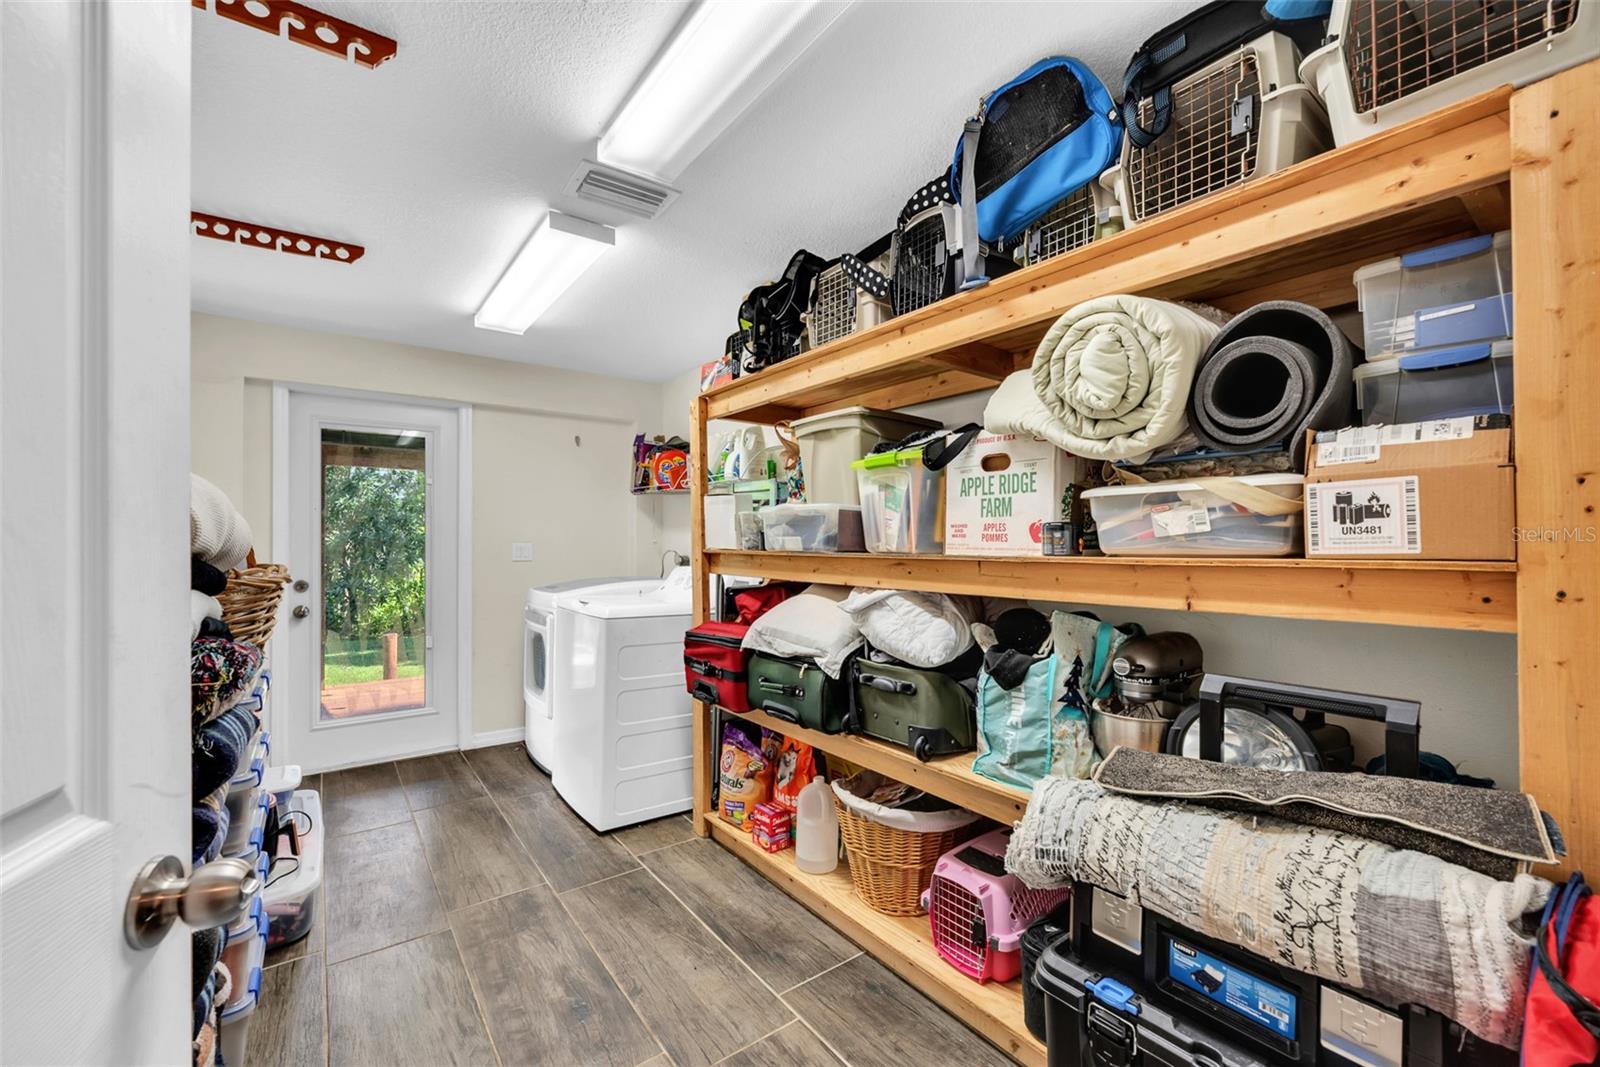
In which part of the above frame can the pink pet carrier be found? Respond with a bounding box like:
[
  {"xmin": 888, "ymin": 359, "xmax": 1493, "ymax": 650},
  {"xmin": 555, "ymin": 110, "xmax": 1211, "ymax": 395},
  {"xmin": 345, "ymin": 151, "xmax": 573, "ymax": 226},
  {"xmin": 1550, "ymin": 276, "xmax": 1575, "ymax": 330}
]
[{"xmin": 919, "ymin": 828, "xmax": 1071, "ymax": 983}]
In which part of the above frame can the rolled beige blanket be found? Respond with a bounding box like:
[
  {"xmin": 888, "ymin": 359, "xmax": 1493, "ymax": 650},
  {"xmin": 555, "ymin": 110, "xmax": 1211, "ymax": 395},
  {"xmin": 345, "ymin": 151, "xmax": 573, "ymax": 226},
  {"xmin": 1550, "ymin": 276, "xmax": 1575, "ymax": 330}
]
[{"xmin": 984, "ymin": 295, "xmax": 1226, "ymax": 461}]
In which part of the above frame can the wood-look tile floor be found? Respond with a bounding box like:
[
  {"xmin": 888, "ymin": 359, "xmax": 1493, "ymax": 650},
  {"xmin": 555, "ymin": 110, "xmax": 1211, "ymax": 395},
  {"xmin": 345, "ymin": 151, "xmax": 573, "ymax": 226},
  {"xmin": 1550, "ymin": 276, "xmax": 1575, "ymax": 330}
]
[{"xmin": 249, "ymin": 745, "xmax": 1004, "ymax": 1067}]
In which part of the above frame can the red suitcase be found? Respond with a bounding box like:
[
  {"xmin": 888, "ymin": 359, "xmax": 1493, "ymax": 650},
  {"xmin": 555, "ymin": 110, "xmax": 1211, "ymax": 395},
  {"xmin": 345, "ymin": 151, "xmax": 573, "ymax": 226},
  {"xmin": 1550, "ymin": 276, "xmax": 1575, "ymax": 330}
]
[{"xmin": 684, "ymin": 620, "xmax": 752, "ymax": 711}]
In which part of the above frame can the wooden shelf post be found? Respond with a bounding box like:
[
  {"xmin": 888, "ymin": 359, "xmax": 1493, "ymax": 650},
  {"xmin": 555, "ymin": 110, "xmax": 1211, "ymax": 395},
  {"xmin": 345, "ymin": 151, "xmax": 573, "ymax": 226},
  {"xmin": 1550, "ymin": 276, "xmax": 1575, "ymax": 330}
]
[
  {"xmin": 1512, "ymin": 61, "xmax": 1600, "ymax": 877},
  {"xmin": 689, "ymin": 392, "xmax": 713, "ymax": 838}
]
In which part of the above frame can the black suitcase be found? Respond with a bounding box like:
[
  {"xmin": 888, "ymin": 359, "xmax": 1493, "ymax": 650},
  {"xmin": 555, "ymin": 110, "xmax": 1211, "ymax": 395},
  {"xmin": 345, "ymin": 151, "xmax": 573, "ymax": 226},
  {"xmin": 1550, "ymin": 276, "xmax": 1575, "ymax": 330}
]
[{"xmin": 746, "ymin": 652, "xmax": 849, "ymax": 734}]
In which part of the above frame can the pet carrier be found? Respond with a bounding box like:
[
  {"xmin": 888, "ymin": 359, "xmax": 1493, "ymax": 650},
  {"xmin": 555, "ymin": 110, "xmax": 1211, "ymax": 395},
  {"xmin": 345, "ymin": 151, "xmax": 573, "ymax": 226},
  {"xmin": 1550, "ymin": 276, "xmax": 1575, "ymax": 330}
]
[
  {"xmin": 920, "ymin": 829, "xmax": 1072, "ymax": 983},
  {"xmin": 806, "ymin": 234, "xmax": 893, "ymax": 350},
  {"xmin": 890, "ymin": 176, "xmax": 964, "ymax": 317},
  {"xmin": 949, "ymin": 56, "xmax": 1123, "ymax": 284},
  {"xmin": 1015, "ymin": 183, "xmax": 1118, "ymax": 267},
  {"xmin": 1302, "ymin": 0, "xmax": 1598, "ymax": 147},
  {"xmin": 1101, "ymin": 32, "xmax": 1331, "ymax": 225},
  {"xmin": 736, "ymin": 249, "xmax": 828, "ymax": 374}
]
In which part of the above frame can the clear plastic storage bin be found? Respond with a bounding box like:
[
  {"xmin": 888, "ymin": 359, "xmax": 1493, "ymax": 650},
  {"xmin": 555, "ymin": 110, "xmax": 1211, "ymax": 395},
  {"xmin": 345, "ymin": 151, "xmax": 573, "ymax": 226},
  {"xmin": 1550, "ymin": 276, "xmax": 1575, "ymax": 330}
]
[
  {"xmin": 1355, "ymin": 232, "xmax": 1511, "ymax": 360},
  {"xmin": 758, "ymin": 503, "xmax": 865, "ymax": 553},
  {"xmin": 222, "ymin": 790, "xmax": 268, "ymax": 860},
  {"xmin": 852, "ymin": 447, "xmax": 945, "ymax": 555},
  {"xmin": 1083, "ymin": 474, "xmax": 1305, "ymax": 557},
  {"xmin": 219, "ymin": 895, "xmax": 266, "ymax": 1017},
  {"xmin": 1355, "ymin": 340, "xmax": 1513, "ymax": 426},
  {"xmin": 225, "ymin": 729, "xmax": 268, "ymax": 795},
  {"xmin": 787, "ymin": 407, "xmax": 940, "ymax": 505},
  {"xmin": 264, "ymin": 790, "xmax": 323, "ymax": 950}
]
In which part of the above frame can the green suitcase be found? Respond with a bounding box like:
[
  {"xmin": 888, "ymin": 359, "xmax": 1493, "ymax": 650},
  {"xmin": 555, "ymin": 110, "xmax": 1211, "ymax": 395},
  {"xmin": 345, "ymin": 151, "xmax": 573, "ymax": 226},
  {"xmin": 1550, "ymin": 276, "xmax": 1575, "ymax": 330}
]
[
  {"xmin": 746, "ymin": 652, "xmax": 850, "ymax": 734},
  {"xmin": 850, "ymin": 659, "xmax": 977, "ymax": 761}
]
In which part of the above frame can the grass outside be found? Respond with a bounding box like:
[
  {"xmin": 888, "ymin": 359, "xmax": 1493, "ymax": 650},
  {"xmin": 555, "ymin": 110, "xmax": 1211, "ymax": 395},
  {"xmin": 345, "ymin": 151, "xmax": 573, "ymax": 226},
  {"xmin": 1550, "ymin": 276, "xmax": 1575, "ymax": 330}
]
[{"xmin": 323, "ymin": 660, "xmax": 424, "ymax": 687}]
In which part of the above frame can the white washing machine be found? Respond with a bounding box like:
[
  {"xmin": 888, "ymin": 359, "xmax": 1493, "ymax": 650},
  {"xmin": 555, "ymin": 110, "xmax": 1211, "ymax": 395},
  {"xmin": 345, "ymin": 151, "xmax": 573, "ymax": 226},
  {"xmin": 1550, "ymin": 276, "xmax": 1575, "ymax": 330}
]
[
  {"xmin": 524, "ymin": 576, "xmax": 651, "ymax": 773},
  {"xmin": 550, "ymin": 568, "xmax": 693, "ymax": 831}
]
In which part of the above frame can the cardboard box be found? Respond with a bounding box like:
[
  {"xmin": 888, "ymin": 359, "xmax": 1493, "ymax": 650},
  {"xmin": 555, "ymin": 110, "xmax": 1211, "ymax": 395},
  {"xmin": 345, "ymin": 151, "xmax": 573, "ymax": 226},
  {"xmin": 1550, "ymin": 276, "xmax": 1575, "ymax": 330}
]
[
  {"xmin": 944, "ymin": 432, "xmax": 1077, "ymax": 556},
  {"xmin": 1303, "ymin": 417, "xmax": 1514, "ymax": 560}
]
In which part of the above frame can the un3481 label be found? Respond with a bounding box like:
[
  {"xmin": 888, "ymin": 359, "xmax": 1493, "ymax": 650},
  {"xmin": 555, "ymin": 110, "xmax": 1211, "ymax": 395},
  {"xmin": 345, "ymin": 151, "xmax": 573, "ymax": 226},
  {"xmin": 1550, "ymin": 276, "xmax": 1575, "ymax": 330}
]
[{"xmin": 1306, "ymin": 477, "xmax": 1421, "ymax": 554}]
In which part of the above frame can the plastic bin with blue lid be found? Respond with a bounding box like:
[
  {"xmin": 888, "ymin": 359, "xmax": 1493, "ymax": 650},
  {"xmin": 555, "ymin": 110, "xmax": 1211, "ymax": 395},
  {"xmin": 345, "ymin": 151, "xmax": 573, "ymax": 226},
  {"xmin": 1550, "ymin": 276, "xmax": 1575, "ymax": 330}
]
[
  {"xmin": 1355, "ymin": 340, "xmax": 1513, "ymax": 426},
  {"xmin": 226, "ymin": 729, "xmax": 269, "ymax": 795},
  {"xmin": 264, "ymin": 790, "xmax": 323, "ymax": 950},
  {"xmin": 222, "ymin": 789, "xmax": 269, "ymax": 860},
  {"xmin": 1355, "ymin": 231, "xmax": 1511, "ymax": 360}
]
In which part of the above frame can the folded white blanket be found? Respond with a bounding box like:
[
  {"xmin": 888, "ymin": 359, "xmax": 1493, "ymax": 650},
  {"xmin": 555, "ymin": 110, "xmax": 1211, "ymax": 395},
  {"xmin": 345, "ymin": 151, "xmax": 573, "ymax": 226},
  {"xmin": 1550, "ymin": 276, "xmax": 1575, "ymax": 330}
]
[
  {"xmin": 190, "ymin": 591, "xmax": 222, "ymax": 642},
  {"xmin": 839, "ymin": 588, "xmax": 979, "ymax": 669},
  {"xmin": 190, "ymin": 474, "xmax": 253, "ymax": 571},
  {"xmin": 984, "ymin": 296, "xmax": 1225, "ymax": 462}
]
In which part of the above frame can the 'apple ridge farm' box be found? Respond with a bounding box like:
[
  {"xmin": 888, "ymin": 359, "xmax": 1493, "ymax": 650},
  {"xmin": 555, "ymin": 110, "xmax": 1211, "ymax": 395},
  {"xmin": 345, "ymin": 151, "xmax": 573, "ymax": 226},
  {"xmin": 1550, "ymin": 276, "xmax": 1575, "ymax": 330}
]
[{"xmin": 945, "ymin": 432, "xmax": 1076, "ymax": 555}]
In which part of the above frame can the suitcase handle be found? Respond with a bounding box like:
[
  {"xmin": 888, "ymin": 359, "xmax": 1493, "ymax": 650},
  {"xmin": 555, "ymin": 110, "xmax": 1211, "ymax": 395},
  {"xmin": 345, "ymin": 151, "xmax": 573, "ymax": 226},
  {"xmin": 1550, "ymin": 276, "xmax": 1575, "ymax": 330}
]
[
  {"xmin": 690, "ymin": 680, "xmax": 720, "ymax": 703},
  {"xmin": 684, "ymin": 655, "xmax": 746, "ymax": 682},
  {"xmin": 762, "ymin": 700, "xmax": 803, "ymax": 725},
  {"xmin": 755, "ymin": 677, "xmax": 805, "ymax": 699},
  {"xmin": 859, "ymin": 672, "xmax": 916, "ymax": 696}
]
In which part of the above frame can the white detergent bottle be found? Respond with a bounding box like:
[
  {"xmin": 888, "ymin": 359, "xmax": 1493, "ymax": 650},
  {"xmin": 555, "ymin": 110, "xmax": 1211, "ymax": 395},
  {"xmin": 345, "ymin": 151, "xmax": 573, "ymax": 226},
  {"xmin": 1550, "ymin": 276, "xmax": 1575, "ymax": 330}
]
[{"xmin": 794, "ymin": 778, "xmax": 839, "ymax": 874}]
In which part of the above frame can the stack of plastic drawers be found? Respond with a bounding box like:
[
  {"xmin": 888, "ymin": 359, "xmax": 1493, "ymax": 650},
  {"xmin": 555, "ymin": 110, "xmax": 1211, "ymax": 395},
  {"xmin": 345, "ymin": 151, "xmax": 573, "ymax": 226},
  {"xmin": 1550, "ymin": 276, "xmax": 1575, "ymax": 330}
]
[
  {"xmin": 1353, "ymin": 231, "xmax": 1514, "ymax": 425},
  {"xmin": 216, "ymin": 699, "xmax": 271, "ymax": 1067}
]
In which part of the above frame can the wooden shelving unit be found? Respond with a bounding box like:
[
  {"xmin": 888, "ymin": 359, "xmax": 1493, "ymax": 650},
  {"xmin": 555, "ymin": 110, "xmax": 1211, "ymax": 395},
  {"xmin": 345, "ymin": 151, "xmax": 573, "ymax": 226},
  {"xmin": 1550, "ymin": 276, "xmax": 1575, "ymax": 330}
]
[
  {"xmin": 706, "ymin": 551, "xmax": 1517, "ymax": 632},
  {"xmin": 703, "ymin": 816, "xmax": 1045, "ymax": 1067},
  {"xmin": 687, "ymin": 67, "xmax": 1600, "ymax": 1065}
]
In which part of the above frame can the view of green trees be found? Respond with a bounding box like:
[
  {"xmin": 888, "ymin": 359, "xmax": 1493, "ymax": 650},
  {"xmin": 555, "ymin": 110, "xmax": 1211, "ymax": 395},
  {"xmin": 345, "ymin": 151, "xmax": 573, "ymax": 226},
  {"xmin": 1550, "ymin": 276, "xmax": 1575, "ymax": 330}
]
[{"xmin": 321, "ymin": 461, "xmax": 426, "ymax": 686}]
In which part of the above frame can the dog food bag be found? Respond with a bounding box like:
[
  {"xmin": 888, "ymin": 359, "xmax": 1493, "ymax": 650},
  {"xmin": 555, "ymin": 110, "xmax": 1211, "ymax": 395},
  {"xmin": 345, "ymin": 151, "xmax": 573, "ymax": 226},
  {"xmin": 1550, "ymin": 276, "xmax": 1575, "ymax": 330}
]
[
  {"xmin": 771, "ymin": 736, "xmax": 818, "ymax": 812},
  {"xmin": 719, "ymin": 724, "xmax": 774, "ymax": 829}
]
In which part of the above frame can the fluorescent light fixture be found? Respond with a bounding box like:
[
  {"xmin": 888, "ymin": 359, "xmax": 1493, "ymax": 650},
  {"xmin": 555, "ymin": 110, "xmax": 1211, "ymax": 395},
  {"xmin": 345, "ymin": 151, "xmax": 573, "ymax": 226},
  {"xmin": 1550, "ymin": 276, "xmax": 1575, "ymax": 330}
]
[
  {"xmin": 474, "ymin": 211, "xmax": 615, "ymax": 334},
  {"xmin": 599, "ymin": 0, "xmax": 850, "ymax": 181}
]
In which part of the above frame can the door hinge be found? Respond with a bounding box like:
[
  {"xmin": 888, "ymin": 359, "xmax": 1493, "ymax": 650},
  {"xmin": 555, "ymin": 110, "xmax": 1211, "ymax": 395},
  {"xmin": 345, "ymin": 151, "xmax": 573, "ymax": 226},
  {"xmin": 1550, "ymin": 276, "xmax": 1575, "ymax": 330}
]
[{"xmin": 425, "ymin": 634, "xmax": 434, "ymax": 649}]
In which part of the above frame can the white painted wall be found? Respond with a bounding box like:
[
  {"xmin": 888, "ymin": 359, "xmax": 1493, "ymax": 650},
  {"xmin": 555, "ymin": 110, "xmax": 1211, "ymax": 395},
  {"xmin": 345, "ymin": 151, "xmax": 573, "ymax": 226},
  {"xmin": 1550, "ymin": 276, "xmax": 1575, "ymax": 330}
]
[
  {"xmin": 653, "ymin": 371, "xmax": 1520, "ymax": 786},
  {"xmin": 191, "ymin": 312, "xmax": 668, "ymax": 739}
]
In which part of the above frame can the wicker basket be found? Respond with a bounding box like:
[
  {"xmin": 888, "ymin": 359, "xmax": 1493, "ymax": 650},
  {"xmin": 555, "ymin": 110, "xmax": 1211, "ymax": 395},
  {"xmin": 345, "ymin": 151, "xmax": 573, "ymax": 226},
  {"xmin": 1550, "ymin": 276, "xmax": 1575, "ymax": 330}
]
[
  {"xmin": 218, "ymin": 562, "xmax": 291, "ymax": 648},
  {"xmin": 834, "ymin": 794, "xmax": 977, "ymax": 916}
]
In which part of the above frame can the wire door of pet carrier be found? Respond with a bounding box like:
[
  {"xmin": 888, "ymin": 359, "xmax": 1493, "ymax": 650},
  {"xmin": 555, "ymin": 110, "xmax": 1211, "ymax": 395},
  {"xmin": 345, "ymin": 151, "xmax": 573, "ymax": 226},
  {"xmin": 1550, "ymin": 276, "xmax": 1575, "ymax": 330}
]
[
  {"xmin": 1019, "ymin": 184, "xmax": 1100, "ymax": 267},
  {"xmin": 1343, "ymin": 0, "xmax": 1583, "ymax": 114}
]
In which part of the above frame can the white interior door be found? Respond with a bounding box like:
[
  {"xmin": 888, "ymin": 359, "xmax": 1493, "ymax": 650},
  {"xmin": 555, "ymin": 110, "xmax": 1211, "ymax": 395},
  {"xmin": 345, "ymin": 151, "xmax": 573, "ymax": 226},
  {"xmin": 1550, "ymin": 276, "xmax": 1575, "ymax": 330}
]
[
  {"xmin": 279, "ymin": 390, "xmax": 463, "ymax": 772},
  {"xmin": 0, "ymin": 3, "xmax": 192, "ymax": 1063}
]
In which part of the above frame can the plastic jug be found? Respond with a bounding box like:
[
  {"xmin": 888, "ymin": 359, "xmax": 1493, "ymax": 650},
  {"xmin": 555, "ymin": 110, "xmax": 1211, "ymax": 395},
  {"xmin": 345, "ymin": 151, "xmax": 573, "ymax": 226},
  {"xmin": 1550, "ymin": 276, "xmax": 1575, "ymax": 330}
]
[{"xmin": 794, "ymin": 778, "xmax": 839, "ymax": 874}]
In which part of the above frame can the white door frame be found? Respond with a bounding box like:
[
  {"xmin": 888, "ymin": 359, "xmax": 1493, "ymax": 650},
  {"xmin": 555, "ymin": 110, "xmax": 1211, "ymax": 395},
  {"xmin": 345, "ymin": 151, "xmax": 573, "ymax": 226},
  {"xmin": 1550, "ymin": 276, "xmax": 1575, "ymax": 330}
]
[{"xmin": 271, "ymin": 382, "xmax": 473, "ymax": 770}]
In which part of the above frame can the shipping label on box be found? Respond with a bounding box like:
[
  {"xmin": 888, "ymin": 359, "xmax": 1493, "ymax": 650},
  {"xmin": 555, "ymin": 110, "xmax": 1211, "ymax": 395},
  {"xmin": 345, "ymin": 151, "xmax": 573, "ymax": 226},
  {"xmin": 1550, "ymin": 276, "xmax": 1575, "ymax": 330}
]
[
  {"xmin": 1306, "ymin": 477, "xmax": 1421, "ymax": 555},
  {"xmin": 945, "ymin": 432, "xmax": 1076, "ymax": 555}
]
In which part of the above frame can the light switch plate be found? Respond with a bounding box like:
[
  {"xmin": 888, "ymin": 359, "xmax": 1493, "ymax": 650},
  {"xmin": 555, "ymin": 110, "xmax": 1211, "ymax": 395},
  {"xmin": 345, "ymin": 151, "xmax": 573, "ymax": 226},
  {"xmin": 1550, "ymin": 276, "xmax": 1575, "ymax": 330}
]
[{"xmin": 510, "ymin": 542, "xmax": 534, "ymax": 562}]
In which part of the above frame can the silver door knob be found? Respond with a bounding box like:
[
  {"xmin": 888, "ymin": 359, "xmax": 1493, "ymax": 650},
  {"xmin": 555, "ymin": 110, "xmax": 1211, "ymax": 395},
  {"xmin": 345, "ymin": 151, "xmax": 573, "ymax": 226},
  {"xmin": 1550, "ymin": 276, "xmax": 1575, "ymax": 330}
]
[
  {"xmin": 292, "ymin": 605, "xmax": 311, "ymax": 619},
  {"xmin": 124, "ymin": 854, "xmax": 260, "ymax": 948}
]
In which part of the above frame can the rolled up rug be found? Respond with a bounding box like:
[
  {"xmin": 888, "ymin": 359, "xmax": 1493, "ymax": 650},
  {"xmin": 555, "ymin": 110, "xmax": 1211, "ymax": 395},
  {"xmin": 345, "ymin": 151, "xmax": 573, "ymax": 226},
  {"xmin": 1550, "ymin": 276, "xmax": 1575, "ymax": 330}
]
[
  {"xmin": 983, "ymin": 295, "xmax": 1226, "ymax": 461},
  {"xmin": 1186, "ymin": 300, "xmax": 1356, "ymax": 467},
  {"xmin": 191, "ymin": 637, "xmax": 263, "ymax": 730}
]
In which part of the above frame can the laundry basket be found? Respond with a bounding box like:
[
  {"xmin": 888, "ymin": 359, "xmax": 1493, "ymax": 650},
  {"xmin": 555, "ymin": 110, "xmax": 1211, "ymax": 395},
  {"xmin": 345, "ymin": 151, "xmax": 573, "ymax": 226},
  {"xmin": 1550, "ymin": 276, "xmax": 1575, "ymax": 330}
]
[
  {"xmin": 1302, "ymin": 0, "xmax": 1598, "ymax": 147},
  {"xmin": 832, "ymin": 771, "xmax": 982, "ymax": 916},
  {"xmin": 219, "ymin": 560, "xmax": 292, "ymax": 648},
  {"xmin": 807, "ymin": 236, "xmax": 894, "ymax": 350},
  {"xmin": 1101, "ymin": 32, "xmax": 1330, "ymax": 225}
]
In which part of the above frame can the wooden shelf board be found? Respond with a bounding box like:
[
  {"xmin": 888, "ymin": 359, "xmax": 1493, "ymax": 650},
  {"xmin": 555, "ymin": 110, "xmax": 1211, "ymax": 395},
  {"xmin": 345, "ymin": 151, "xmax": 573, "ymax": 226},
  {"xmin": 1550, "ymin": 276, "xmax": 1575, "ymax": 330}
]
[
  {"xmin": 702, "ymin": 87, "xmax": 1512, "ymax": 422},
  {"xmin": 707, "ymin": 703, "xmax": 1028, "ymax": 825},
  {"xmin": 704, "ymin": 815, "xmax": 1045, "ymax": 1067},
  {"xmin": 707, "ymin": 551, "xmax": 1517, "ymax": 632}
]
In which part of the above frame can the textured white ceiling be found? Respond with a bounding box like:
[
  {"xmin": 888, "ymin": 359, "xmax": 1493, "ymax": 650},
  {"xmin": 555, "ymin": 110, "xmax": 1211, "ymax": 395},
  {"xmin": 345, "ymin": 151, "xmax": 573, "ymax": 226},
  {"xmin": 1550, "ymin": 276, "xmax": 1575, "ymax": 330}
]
[{"xmin": 192, "ymin": 0, "xmax": 1198, "ymax": 381}]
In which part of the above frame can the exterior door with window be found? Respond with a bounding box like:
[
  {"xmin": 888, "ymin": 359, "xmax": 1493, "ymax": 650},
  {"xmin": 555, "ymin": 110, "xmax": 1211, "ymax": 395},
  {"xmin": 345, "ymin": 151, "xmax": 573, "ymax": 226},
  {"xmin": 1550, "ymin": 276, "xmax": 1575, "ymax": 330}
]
[{"xmin": 280, "ymin": 391, "xmax": 462, "ymax": 772}]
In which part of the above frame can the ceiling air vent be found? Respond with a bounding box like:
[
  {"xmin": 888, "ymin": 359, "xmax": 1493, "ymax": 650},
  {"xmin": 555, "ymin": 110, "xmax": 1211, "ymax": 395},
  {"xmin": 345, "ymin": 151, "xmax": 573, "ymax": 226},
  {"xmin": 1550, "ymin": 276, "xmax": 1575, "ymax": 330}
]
[{"xmin": 566, "ymin": 160, "xmax": 680, "ymax": 220}]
